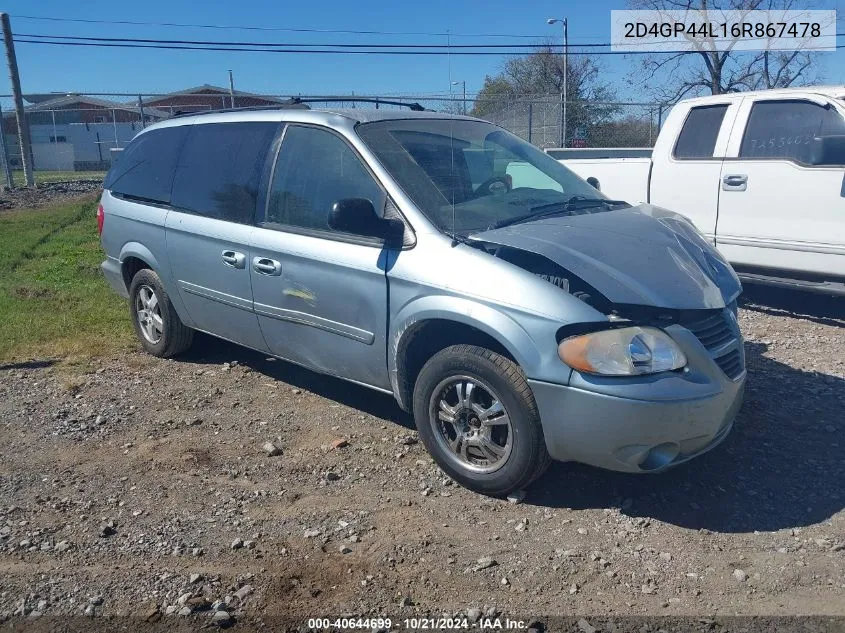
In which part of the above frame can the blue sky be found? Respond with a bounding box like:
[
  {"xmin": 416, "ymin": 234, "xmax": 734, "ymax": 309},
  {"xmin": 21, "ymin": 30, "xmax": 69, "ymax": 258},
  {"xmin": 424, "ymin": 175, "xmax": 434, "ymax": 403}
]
[{"xmin": 3, "ymin": 0, "xmax": 844, "ymax": 103}]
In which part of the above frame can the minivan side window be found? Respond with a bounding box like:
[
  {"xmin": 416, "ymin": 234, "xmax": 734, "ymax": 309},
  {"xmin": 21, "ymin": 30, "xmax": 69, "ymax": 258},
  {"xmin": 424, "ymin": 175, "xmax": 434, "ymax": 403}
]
[
  {"xmin": 739, "ymin": 99, "xmax": 845, "ymax": 164},
  {"xmin": 104, "ymin": 126, "xmax": 189, "ymax": 203},
  {"xmin": 673, "ymin": 104, "xmax": 729, "ymax": 160},
  {"xmin": 170, "ymin": 121, "xmax": 278, "ymax": 224},
  {"xmin": 265, "ymin": 125, "xmax": 385, "ymax": 233}
]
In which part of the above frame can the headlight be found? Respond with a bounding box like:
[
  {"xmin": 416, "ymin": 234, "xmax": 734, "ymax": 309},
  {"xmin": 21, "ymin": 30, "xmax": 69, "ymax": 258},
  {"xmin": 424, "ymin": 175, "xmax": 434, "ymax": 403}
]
[{"xmin": 558, "ymin": 326, "xmax": 686, "ymax": 376}]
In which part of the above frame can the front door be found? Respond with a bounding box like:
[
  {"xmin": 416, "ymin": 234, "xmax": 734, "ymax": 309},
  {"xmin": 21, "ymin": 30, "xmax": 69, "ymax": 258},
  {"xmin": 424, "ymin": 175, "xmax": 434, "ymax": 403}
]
[
  {"xmin": 716, "ymin": 98, "xmax": 845, "ymax": 276},
  {"xmin": 649, "ymin": 97, "xmax": 742, "ymax": 239},
  {"xmin": 249, "ymin": 124, "xmax": 392, "ymax": 389}
]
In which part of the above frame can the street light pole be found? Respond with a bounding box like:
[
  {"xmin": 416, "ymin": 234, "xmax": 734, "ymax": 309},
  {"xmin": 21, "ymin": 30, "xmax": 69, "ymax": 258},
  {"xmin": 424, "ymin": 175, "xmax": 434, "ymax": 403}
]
[
  {"xmin": 547, "ymin": 17, "xmax": 568, "ymax": 148},
  {"xmin": 451, "ymin": 80, "xmax": 466, "ymax": 115}
]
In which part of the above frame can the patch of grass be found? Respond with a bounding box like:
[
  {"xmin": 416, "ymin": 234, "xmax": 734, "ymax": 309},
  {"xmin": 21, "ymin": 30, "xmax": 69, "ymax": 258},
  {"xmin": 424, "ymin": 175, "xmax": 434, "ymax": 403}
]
[
  {"xmin": 10, "ymin": 170, "xmax": 106, "ymax": 186},
  {"xmin": 0, "ymin": 197, "xmax": 134, "ymax": 361}
]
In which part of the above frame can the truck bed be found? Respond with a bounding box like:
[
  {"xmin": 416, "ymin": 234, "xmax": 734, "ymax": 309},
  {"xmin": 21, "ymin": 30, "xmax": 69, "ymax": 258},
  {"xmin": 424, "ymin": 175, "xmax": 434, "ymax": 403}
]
[{"xmin": 550, "ymin": 148, "xmax": 653, "ymax": 203}]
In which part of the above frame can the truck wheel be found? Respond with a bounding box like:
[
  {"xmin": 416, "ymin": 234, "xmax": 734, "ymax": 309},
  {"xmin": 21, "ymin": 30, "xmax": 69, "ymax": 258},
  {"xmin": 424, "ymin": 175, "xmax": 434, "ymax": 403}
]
[
  {"xmin": 128, "ymin": 268, "xmax": 193, "ymax": 358},
  {"xmin": 412, "ymin": 344, "xmax": 550, "ymax": 497}
]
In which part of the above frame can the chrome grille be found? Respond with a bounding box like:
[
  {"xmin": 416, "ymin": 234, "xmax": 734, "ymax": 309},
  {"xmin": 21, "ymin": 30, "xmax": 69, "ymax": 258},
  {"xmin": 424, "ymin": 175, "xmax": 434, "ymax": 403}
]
[{"xmin": 679, "ymin": 307, "xmax": 745, "ymax": 380}]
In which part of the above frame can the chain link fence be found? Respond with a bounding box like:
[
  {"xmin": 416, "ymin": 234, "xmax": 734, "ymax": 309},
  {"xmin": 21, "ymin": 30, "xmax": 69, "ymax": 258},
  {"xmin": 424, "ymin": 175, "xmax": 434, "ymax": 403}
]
[
  {"xmin": 0, "ymin": 90, "xmax": 667, "ymax": 184},
  {"xmin": 471, "ymin": 95, "xmax": 667, "ymax": 150}
]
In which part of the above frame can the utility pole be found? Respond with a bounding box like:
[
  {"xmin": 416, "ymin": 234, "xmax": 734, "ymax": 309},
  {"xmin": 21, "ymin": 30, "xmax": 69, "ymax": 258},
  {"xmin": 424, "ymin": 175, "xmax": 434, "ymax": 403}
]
[
  {"xmin": 1, "ymin": 13, "xmax": 33, "ymax": 187},
  {"xmin": 547, "ymin": 17, "xmax": 568, "ymax": 148},
  {"xmin": 137, "ymin": 94, "xmax": 146, "ymax": 128},
  {"xmin": 228, "ymin": 70, "xmax": 235, "ymax": 108}
]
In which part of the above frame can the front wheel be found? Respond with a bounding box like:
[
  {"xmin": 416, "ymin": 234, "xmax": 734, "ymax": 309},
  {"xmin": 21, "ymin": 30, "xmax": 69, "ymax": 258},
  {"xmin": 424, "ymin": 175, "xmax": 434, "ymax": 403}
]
[
  {"xmin": 412, "ymin": 344, "xmax": 550, "ymax": 497},
  {"xmin": 128, "ymin": 268, "xmax": 194, "ymax": 358}
]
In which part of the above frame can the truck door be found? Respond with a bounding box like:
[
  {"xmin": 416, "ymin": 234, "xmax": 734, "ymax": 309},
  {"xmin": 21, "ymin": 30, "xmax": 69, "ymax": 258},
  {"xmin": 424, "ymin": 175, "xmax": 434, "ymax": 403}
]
[
  {"xmin": 716, "ymin": 97, "xmax": 845, "ymax": 277},
  {"xmin": 649, "ymin": 97, "xmax": 742, "ymax": 240}
]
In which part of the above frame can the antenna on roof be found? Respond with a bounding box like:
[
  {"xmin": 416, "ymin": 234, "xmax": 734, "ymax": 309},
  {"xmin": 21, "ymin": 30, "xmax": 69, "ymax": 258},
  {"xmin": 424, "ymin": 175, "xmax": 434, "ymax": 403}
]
[{"xmin": 447, "ymin": 29, "xmax": 458, "ymax": 247}]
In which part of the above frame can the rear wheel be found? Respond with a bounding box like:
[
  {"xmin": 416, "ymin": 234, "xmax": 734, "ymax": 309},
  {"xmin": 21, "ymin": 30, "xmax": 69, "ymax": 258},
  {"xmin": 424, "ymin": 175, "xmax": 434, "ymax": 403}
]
[
  {"xmin": 412, "ymin": 344, "xmax": 550, "ymax": 496},
  {"xmin": 128, "ymin": 268, "xmax": 193, "ymax": 358}
]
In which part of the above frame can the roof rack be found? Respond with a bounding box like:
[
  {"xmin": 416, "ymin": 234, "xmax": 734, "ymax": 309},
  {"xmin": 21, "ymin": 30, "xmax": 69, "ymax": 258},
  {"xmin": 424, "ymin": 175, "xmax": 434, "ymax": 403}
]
[
  {"xmin": 292, "ymin": 96, "xmax": 427, "ymax": 111},
  {"xmin": 172, "ymin": 100, "xmax": 308, "ymax": 117},
  {"xmin": 171, "ymin": 96, "xmax": 427, "ymax": 118}
]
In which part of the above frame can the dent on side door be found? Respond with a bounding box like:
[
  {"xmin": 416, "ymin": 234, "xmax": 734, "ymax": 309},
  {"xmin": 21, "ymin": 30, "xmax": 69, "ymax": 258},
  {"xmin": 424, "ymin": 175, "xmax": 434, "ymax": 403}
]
[{"xmin": 249, "ymin": 227, "xmax": 391, "ymax": 389}]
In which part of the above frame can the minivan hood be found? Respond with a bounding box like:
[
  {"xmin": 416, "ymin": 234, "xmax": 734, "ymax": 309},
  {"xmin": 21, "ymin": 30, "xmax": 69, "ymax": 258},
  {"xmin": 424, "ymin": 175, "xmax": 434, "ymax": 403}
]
[{"xmin": 470, "ymin": 204, "xmax": 741, "ymax": 310}]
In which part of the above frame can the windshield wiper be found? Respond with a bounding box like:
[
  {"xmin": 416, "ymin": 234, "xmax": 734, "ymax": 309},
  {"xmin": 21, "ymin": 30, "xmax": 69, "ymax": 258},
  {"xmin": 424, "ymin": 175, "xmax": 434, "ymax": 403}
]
[
  {"xmin": 484, "ymin": 196, "xmax": 628, "ymax": 231},
  {"xmin": 446, "ymin": 231, "xmax": 474, "ymax": 247}
]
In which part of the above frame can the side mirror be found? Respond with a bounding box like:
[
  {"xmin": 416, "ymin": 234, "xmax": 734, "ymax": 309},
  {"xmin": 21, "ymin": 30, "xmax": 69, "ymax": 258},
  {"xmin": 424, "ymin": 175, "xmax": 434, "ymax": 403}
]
[
  {"xmin": 328, "ymin": 198, "xmax": 403, "ymax": 242},
  {"xmin": 586, "ymin": 176, "xmax": 601, "ymax": 191},
  {"xmin": 809, "ymin": 135, "xmax": 845, "ymax": 166}
]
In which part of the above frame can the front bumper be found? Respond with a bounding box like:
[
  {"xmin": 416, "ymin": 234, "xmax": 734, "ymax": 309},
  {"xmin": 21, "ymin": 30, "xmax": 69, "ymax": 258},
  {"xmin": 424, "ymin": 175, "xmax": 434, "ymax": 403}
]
[{"xmin": 530, "ymin": 324, "xmax": 745, "ymax": 473}]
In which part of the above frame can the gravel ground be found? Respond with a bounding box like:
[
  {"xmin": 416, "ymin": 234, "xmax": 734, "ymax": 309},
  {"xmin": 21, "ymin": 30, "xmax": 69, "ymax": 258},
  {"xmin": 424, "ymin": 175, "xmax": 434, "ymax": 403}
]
[
  {"xmin": 0, "ymin": 286, "xmax": 843, "ymax": 632},
  {"xmin": 0, "ymin": 181, "xmax": 103, "ymax": 211}
]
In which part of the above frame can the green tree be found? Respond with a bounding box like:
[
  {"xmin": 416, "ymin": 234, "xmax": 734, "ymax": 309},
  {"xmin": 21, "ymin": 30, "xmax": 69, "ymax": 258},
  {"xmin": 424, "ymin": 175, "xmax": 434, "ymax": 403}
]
[
  {"xmin": 590, "ymin": 114, "xmax": 660, "ymax": 147},
  {"xmin": 471, "ymin": 46, "xmax": 619, "ymax": 147},
  {"xmin": 472, "ymin": 46, "xmax": 615, "ymax": 116}
]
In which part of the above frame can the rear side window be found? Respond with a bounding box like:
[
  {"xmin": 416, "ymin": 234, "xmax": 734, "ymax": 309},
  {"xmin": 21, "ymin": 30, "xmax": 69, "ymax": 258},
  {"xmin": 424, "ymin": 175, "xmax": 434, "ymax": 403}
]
[
  {"xmin": 673, "ymin": 105, "xmax": 729, "ymax": 160},
  {"xmin": 171, "ymin": 121, "xmax": 278, "ymax": 224},
  {"xmin": 739, "ymin": 100, "xmax": 845, "ymax": 163},
  {"xmin": 104, "ymin": 126, "xmax": 189, "ymax": 203}
]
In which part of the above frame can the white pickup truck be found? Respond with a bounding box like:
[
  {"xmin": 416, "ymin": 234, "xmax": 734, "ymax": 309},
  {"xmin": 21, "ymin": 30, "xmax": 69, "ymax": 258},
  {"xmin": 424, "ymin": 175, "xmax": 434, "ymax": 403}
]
[{"xmin": 553, "ymin": 86, "xmax": 845, "ymax": 295}]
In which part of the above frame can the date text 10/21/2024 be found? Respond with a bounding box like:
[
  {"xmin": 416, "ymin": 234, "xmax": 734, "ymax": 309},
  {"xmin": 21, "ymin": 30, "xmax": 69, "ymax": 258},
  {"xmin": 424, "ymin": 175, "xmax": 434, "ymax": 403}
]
[{"xmin": 307, "ymin": 618, "xmax": 531, "ymax": 630}]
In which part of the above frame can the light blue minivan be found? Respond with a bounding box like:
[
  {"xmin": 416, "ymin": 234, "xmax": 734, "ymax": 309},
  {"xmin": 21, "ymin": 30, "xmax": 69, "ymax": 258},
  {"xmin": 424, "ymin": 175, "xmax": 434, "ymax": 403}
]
[{"xmin": 99, "ymin": 106, "xmax": 745, "ymax": 496}]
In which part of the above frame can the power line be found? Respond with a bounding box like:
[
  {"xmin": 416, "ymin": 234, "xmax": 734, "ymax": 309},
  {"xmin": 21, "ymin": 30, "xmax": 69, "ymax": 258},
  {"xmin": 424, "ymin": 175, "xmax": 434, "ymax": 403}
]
[
  {"xmin": 15, "ymin": 31, "xmax": 844, "ymax": 52},
  {"xmin": 13, "ymin": 33, "xmax": 585, "ymax": 49},
  {"xmin": 13, "ymin": 15, "xmax": 843, "ymax": 47},
  {"xmin": 10, "ymin": 14, "xmax": 551, "ymax": 39},
  {"xmin": 15, "ymin": 37, "xmax": 844, "ymax": 55},
  {"xmin": 7, "ymin": 39, "xmax": 571, "ymax": 55}
]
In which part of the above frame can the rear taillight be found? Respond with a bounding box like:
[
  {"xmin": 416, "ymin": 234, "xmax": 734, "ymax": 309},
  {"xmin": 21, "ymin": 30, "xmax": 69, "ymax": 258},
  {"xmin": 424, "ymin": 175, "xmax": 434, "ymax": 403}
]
[{"xmin": 96, "ymin": 203, "xmax": 104, "ymax": 235}]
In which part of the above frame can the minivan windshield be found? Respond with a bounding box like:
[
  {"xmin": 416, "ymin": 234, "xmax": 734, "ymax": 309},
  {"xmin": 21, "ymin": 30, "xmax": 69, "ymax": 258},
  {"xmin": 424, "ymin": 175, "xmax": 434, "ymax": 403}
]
[{"xmin": 357, "ymin": 118, "xmax": 612, "ymax": 234}]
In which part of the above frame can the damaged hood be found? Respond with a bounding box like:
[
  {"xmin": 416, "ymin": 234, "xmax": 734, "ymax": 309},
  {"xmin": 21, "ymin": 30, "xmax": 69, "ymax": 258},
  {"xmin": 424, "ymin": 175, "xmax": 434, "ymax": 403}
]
[{"xmin": 470, "ymin": 204, "xmax": 741, "ymax": 310}]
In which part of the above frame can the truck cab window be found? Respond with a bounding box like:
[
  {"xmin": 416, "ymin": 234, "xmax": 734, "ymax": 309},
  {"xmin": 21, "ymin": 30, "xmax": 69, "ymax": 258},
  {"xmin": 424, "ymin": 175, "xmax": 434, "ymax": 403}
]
[
  {"xmin": 673, "ymin": 105, "xmax": 728, "ymax": 160},
  {"xmin": 739, "ymin": 100, "xmax": 845, "ymax": 164}
]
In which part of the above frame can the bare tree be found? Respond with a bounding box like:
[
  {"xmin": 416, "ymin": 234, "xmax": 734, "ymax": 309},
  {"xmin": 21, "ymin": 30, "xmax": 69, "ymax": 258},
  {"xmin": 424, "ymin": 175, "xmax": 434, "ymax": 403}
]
[{"xmin": 628, "ymin": 0, "xmax": 821, "ymax": 101}]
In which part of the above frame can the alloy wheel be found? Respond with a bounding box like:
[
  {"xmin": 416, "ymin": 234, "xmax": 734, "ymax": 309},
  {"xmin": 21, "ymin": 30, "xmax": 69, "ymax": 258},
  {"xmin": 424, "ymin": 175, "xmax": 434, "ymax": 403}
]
[
  {"xmin": 135, "ymin": 284, "xmax": 163, "ymax": 345},
  {"xmin": 429, "ymin": 375, "xmax": 513, "ymax": 474}
]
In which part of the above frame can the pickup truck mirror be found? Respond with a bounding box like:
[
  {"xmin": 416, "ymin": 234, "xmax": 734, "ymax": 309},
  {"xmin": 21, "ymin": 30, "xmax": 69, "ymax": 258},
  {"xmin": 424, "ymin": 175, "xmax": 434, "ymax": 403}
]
[
  {"xmin": 808, "ymin": 135, "xmax": 845, "ymax": 167},
  {"xmin": 586, "ymin": 176, "xmax": 601, "ymax": 191},
  {"xmin": 328, "ymin": 198, "xmax": 404, "ymax": 243}
]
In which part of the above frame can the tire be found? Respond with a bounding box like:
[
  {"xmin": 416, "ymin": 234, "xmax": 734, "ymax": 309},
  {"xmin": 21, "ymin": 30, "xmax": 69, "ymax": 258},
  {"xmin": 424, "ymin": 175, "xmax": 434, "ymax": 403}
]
[
  {"xmin": 128, "ymin": 268, "xmax": 194, "ymax": 358},
  {"xmin": 412, "ymin": 344, "xmax": 550, "ymax": 497}
]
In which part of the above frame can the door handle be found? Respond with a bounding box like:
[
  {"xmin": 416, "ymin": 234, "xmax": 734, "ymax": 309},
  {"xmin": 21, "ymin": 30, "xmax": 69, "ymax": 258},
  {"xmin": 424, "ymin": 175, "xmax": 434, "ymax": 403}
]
[
  {"xmin": 252, "ymin": 257, "xmax": 282, "ymax": 276},
  {"xmin": 722, "ymin": 174, "xmax": 748, "ymax": 191},
  {"xmin": 221, "ymin": 250, "xmax": 246, "ymax": 269}
]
